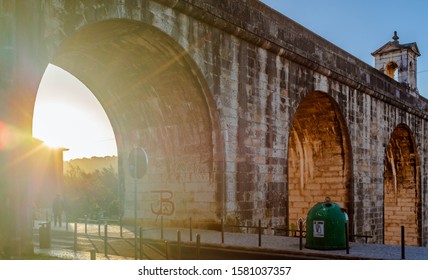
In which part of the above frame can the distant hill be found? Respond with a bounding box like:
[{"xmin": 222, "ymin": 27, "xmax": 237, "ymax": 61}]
[{"xmin": 64, "ymin": 156, "xmax": 118, "ymax": 174}]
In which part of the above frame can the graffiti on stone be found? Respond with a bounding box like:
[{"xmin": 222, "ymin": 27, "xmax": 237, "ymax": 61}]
[{"xmin": 151, "ymin": 190, "xmax": 175, "ymax": 216}]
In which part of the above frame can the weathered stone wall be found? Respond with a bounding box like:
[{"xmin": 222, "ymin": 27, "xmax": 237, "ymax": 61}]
[{"xmin": 152, "ymin": 0, "xmax": 428, "ymax": 242}]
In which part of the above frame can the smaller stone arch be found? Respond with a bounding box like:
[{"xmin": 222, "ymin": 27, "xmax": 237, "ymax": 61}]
[
  {"xmin": 383, "ymin": 123, "xmax": 421, "ymax": 246},
  {"xmin": 287, "ymin": 91, "xmax": 352, "ymax": 229}
]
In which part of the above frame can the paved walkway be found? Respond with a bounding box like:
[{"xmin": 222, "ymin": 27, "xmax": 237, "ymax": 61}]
[{"xmin": 33, "ymin": 220, "xmax": 428, "ymax": 260}]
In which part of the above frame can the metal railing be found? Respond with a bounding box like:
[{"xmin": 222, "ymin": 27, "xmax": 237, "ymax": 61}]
[{"xmin": 35, "ymin": 214, "xmax": 396, "ymax": 260}]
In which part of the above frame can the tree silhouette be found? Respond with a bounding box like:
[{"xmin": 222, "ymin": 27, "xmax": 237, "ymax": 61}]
[{"xmin": 63, "ymin": 163, "xmax": 119, "ymax": 221}]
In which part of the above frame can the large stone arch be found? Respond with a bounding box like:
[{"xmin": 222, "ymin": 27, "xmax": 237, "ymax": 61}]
[
  {"xmin": 50, "ymin": 19, "xmax": 223, "ymax": 226},
  {"xmin": 384, "ymin": 123, "xmax": 421, "ymax": 246},
  {"xmin": 287, "ymin": 91, "xmax": 352, "ymax": 228}
]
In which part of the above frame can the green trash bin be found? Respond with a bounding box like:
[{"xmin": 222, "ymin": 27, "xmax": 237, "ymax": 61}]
[{"xmin": 305, "ymin": 199, "xmax": 348, "ymax": 250}]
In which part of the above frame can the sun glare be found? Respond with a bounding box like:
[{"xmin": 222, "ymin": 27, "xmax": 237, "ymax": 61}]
[{"xmin": 33, "ymin": 64, "xmax": 117, "ymax": 160}]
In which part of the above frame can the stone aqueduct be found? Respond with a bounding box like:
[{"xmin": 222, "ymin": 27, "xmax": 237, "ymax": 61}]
[{"xmin": 1, "ymin": 0, "xmax": 428, "ymax": 254}]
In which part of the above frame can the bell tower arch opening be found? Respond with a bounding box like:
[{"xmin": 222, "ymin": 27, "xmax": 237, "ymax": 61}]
[
  {"xmin": 385, "ymin": 61, "xmax": 399, "ymax": 80},
  {"xmin": 287, "ymin": 91, "xmax": 352, "ymax": 229},
  {"xmin": 383, "ymin": 124, "xmax": 421, "ymax": 246},
  {"xmin": 44, "ymin": 19, "xmax": 222, "ymax": 227}
]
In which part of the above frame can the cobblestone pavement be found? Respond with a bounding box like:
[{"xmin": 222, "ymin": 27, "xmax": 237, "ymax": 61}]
[{"xmin": 33, "ymin": 220, "xmax": 428, "ymax": 260}]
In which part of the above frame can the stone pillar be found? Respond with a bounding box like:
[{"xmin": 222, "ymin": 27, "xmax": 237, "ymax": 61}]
[{"xmin": 0, "ymin": 0, "xmax": 47, "ymax": 257}]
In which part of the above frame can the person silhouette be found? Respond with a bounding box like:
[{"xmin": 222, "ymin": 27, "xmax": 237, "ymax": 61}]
[{"xmin": 52, "ymin": 195, "xmax": 63, "ymax": 227}]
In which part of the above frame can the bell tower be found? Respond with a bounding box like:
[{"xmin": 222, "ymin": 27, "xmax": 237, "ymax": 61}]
[{"xmin": 372, "ymin": 31, "xmax": 420, "ymax": 94}]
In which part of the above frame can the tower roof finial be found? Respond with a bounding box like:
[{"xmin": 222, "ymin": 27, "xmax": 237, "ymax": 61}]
[{"xmin": 392, "ymin": 31, "xmax": 399, "ymax": 42}]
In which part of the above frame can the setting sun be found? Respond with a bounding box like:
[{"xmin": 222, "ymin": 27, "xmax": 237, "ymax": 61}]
[{"xmin": 33, "ymin": 64, "xmax": 117, "ymax": 160}]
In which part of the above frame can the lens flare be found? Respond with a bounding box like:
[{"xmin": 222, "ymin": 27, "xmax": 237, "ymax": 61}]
[
  {"xmin": 0, "ymin": 121, "xmax": 12, "ymax": 149},
  {"xmin": 0, "ymin": 121, "xmax": 27, "ymax": 150}
]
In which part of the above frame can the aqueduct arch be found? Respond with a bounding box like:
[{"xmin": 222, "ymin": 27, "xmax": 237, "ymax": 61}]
[
  {"xmin": 288, "ymin": 91, "xmax": 352, "ymax": 227},
  {"xmin": 384, "ymin": 123, "xmax": 421, "ymax": 246},
  {"xmin": 51, "ymin": 19, "xmax": 223, "ymax": 225}
]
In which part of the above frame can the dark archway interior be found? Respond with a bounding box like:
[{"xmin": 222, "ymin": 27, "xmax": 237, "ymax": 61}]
[
  {"xmin": 288, "ymin": 91, "xmax": 352, "ymax": 228},
  {"xmin": 51, "ymin": 19, "xmax": 220, "ymax": 225},
  {"xmin": 384, "ymin": 124, "xmax": 420, "ymax": 246}
]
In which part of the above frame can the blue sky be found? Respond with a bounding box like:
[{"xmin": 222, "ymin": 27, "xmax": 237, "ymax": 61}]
[
  {"xmin": 34, "ymin": 65, "xmax": 117, "ymax": 160},
  {"xmin": 259, "ymin": 0, "xmax": 428, "ymax": 97}
]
